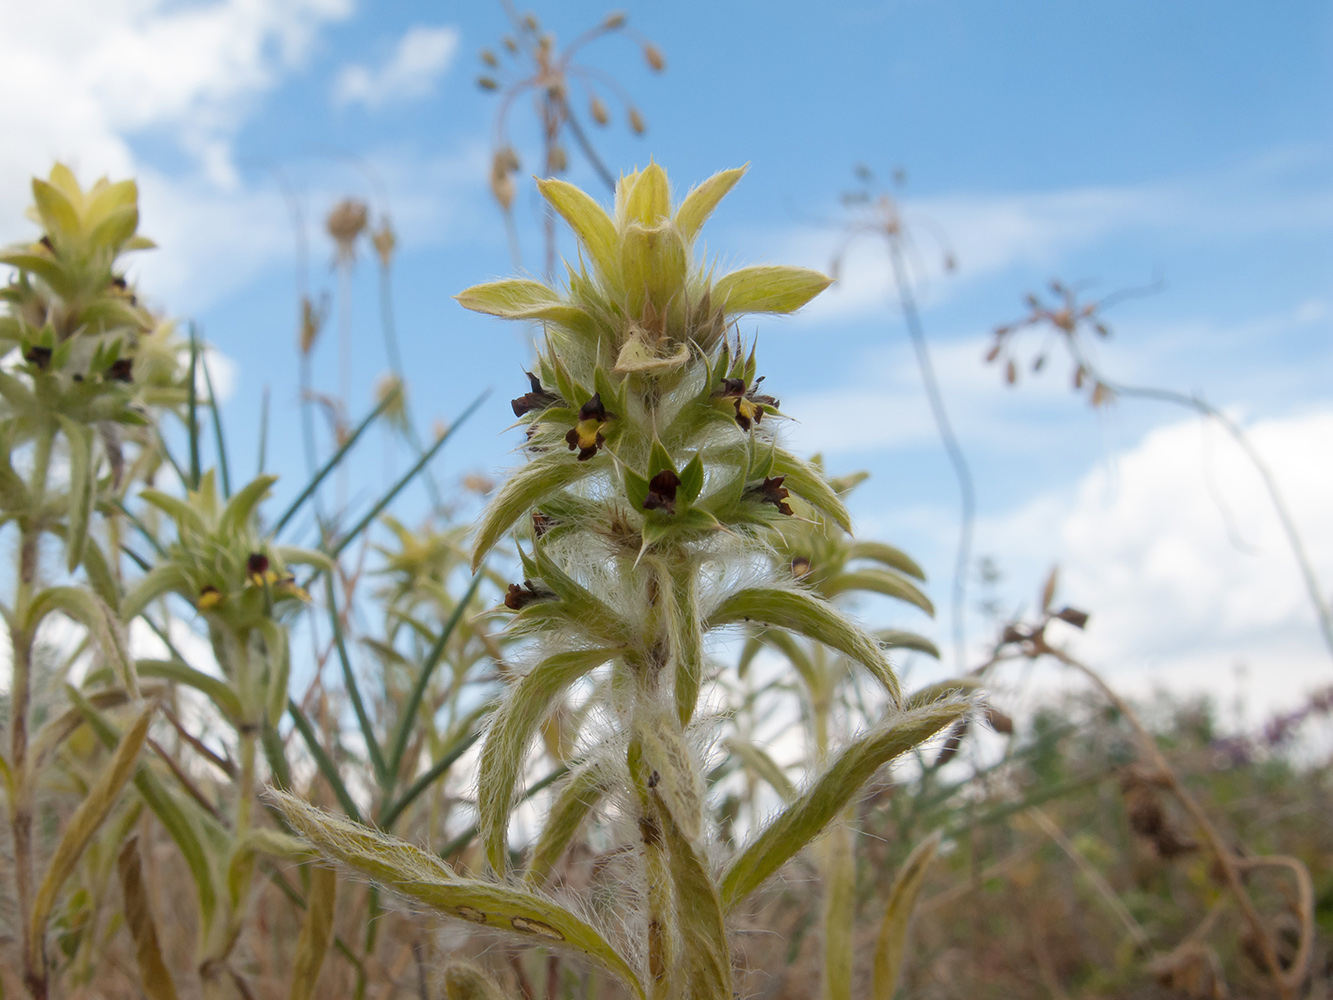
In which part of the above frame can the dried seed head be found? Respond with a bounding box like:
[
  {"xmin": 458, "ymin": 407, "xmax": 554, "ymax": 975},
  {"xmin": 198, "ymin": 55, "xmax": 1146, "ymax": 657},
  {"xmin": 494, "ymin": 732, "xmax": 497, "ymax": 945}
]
[
  {"xmin": 477, "ymin": 75, "xmax": 500, "ymax": 91},
  {"xmin": 602, "ymin": 11, "xmax": 626, "ymax": 29},
  {"xmin": 326, "ymin": 198, "xmax": 368, "ymax": 260},
  {"xmin": 480, "ymin": 48, "xmax": 498, "ymax": 68},
  {"xmin": 642, "ymin": 44, "xmax": 665, "ymax": 72},
  {"xmin": 372, "ymin": 218, "xmax": 397, "ymax": 267},
  {"xmin": 627, "ymin": 107, "xmax": 646, "ymax": 135},
  {"xmin": 589, "ymin": 96, "xmax": 610, "ymax": 125},
  {"xmin": 490, "ymin": 150, "xmax": 517, "ymax": 211}
]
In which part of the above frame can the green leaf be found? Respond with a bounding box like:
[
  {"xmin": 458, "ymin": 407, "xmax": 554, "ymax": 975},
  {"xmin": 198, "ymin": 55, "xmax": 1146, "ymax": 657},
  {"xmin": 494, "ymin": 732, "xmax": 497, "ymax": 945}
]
[
  {"xmin": 535, "ymin": 179, "xmax": 619, "ymax": 281},
  {"xmin": 135, "ymin": 659, "xmax": 241, "ymax": 721},
  {"xmin": 70, "ymin": 689, "xmax": 221, "ymax": 933},
  {"xmin": 288, "ymin": 863, "xmax": 337, "ymax": 1000},
  {"xmin": 288, "ymin": 699, "xmax": 364, "ymax": 825},
  {"xmin": 0, "ymin": 251, "xmax": 70, "ymax": 293},
  {"xmin": 719, "ymin": 699, "xmax": 967, "ymax": 911},
  {"xmin": 846, "ymin": 540, "xmax": 926, "ymax": 581},
  {"xmin": 723, "ymin": 738, "xmax": 795, "ymax": 801},
  {"xmin": 824, "ymin": 569, "xmax": 935, "ymax": 617},
  {"xmin": 878, "ymin": 629, "xmax": 941, "ymax": 659},
  {"xmin": 622, "ymin": 162, "xmax": 670, "ymax": 226},
  {"xmin": 455, "ymin": 279, "xmax": 592, "ymax": 331},
  {"xmin": 712, "ymin": 265, "xmax": 831, "ymax": 316},
  {"xmin": 271, "ymin": 393, "xmax": 396, "ymax": 536},
  {"xmin": 118, "ymin": 836, "xmax": 179, "ymax": 1000},
  {"xmin": 675, "ymin": 166, "xmax": 747, "ymax": 244},
  {"xmin": 479, "ymin": 647, "xmax": 619, "ymax": 873},
  {"xmin": 218, "ymin": 474, "xmax": 277, "ymax": 538},
  {"xmin": 325, "ymin": 584, "xmax": 387, "ymax": 786},
  {"xmin": 56, "ymin": 415, "xmax": 94, "ymax": 572},
  {"xmin": 272, "ymin": 793, "xmax": 645, "ymax": 999},
  {"xmin": 87, "ymin": 203, "xmax": 139, "ymax": 251},
  {"xmin": 524, "ymin": 759, "xmax": 613, "ymax": 887},
  {"xmin": 474, "ymin": 451, "xmax": 594, "ymax": 570},
  {"xmin": 873, "ymin": 832, "xmax": 941, "ymax": 1000},
  {"xmin": 32, "ymin": 178, "xmax": 80, "ymax": 239},
  {"xmin": 29, "ymin": 700, "xmax": 154, "ymax": 959},
  {"xmin": 708, "ymin": 587, "xmax": 899, "ymax": 703},
  {"xmin": 29, "ymin": 586, "xmax": 137, "ymax": 695}
]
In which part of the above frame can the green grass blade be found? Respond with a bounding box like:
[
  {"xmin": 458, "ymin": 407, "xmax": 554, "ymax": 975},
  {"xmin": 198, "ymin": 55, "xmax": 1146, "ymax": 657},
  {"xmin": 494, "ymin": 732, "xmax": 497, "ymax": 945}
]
[
  {"xmin": 270, "ymin": 392, "xmax": 395, "ymax": 536},
  {"xmin": 873, "ymin": 832, "xmax": 941, "ymax": 1000},
  {"xmin": 386, "ymin": 570, "xmax": 486, "ymax": 785},
  {"xmin": 257, "ymin": 385, "xmax": 269, "ymax": 477},
  {"xmin": 325, "ymin": 582, "xmax": 388, "ymax": 786},
  {"xmin": 719, "ymin": 699, "xmax": 967, "ymax": 911},
  {"xmin": 327, "ymin": 391, "xmax": 488, "ymax": 560},
  {"xmin": 288, "ymin": 698, "xmax": 364, "ymax": 824},
  {"xmin": 199, "ymin": 341, "xmax": 231, "ymax": 499},
  {"xmin": 187, "ymin": 324, "xmax": 200, "ymax": 489},
  {"xmin": 379, "ymin": 728, "xmax": 482, "ymax": 830}
]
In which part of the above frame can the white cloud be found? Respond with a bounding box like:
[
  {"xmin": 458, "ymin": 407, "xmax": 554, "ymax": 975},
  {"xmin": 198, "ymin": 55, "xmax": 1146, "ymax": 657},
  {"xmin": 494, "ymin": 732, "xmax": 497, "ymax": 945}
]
[
  {"xmin": 0, "ymin": 0, "xmax": 354, "ymax": 310},
  {"xmin": 334, "ymin": 25, "xmax": 459, "ymax": 108},
  {"xmin": 977, "ymin": 409, "xmax": 1333, "ymax": 721}
]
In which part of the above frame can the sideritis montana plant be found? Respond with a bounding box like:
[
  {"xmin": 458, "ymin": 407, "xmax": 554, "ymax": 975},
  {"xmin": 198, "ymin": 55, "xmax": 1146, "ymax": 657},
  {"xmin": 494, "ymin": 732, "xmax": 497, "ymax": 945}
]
[{"xmin": 274, "ymin": 163, "xmax": 970, "ymax": 1000}]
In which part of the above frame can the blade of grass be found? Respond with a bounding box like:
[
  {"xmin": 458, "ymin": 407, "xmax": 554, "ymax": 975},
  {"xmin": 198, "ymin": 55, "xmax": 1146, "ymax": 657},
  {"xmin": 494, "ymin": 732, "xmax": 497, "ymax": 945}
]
[
  {"xmin": 113, "ymin": 500, "xmax": 168, "ymax": 557},
  {"xmin": 257, "ymin": 385, "xmax": 270, "ymax": 477},
  {"xmin": 386, "ymin": 570, "xmax": 487, "ymax": 785},
  {"xmin": 199, "ymin": 341, "xmax": 231, "ymax": 499},
  {"xmin": 187, "ymin": 324, "xmax": 200, "ymax": 489},
  {"xmin": 325, "ymin": 580, "xmax": 388, "ymax": 786},
  {"xmin": 327, "ymin": 390, "xmax": 489, "ymax": 561},
  {"xmin": 271, "ymin": 392, "xmax": 396, "ymax": 536},
  {"xmin": 288, "ymin": 698, "xmax": 363, "ymax": 824},
  {"xmin": 379, "ymin": 729, "xmax": 481, "ymax": 829}
]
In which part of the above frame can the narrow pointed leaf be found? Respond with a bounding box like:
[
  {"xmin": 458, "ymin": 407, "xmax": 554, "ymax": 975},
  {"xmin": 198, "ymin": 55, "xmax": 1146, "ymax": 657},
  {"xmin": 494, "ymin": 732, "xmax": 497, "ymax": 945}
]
[
  {"xmin": 719, "ymin": 699, "xmax": 967, "ymax": 911},
  {"xmin": 708, "ymin": 587, "xmax": 899, "ymax": 703},
  {"xmin": 525, "ymin": 759, "xmax": 613, "ymax": 886},
  {"xmin": 273, "ymin": 793, "xmax": 645, "ymax": 999},
  {"xmin": 536, "ymin": 178, "xmax": 618, "ymax": 279},
  {"xmin": 873, "ymin": 832, "xmax": 942, "ymax": 1000},
  {"xmin": 473, "ymin": 453, "xmax": 598, "ymax": 570},
  {"xmin": 847, "ymin": 541, "xmax": 927, "ymax": 581},
  {"xmin": 713, "ymin": 265, "xmax": 832, "ymax": 315},
  {"xmin": 288, "ymin": 863, "xmax": 338, "ymax": 1000},
  {"xmin": 480, "ymin": 647, "xmax": 619, "ymax": 872},
  {"xmin": 29, "ymin": 586, "xmax": 137, "ymax": 696},
  {"xmin": 118, "ymin": 836, "xmax": 179, "ymax": 1000},
  {"xmin": 676, "ymin": 166, "xmax": 747, "ymax": 244},
  {"xmin": 30, "ymin": 700, "xmax": 154, "ymax": 955},
  {"xmin": 724, "ymin": 738, "xmax": 795, "ymax": 801},
  {"xmin": 824, "ymin": 569, "xmax": 935, "ymax": 616},
  {"xmin": 56, "ymin": 415, "xmax": 94, "ymax": 572}
]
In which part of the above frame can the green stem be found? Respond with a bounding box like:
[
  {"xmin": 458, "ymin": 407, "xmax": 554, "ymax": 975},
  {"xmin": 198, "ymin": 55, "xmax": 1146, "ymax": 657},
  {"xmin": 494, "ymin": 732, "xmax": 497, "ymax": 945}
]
[{"xmin": 12, "ymin": 422, "xmax": 54, "ymax": 1000}]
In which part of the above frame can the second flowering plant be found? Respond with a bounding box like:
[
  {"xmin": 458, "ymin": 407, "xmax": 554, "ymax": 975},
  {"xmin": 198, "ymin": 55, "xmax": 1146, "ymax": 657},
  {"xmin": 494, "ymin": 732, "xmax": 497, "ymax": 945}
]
[{"xmin": 276, "ymin": 163, "xmax": 968, "ymax": 1000}]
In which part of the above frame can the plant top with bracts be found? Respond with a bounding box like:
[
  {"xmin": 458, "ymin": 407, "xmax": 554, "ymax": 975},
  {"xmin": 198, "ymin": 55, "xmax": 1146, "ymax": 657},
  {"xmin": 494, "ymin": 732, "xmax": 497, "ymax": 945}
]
[{"xmin": 274, "ymin": 163, "xmax": 970, "ymax": 1000}]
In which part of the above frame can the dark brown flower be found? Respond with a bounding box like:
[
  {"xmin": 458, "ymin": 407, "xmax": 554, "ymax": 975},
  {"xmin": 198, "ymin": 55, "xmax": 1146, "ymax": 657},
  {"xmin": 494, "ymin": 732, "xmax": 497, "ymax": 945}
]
[
  {"xmin": 511, "ymin": 370, "xmax": 559, "ymax": 417},
  {"xmin": 790, "ymin": 555, "xmax": 812, "ymax": 578},
  {"xmin": 565, "ymin": 393, "xmax": 608, "ymax": 461},
  {"xmin": 748, "ymin": 476, "xmax": 792, "ymax": 515},
  {"xmin": 504, "ymin": 580, "xmax": 553, "ymax": 610},
  {"xmin": 246, "ymin": 552, "xmax": 274, "ymax": 586},
  {"xmin": 642, "ymin": 470, "xmax": 681, "ymax": 514},
  {"xmin": 106, "ymin": 357, "xmax": 134, "ymax": 383},
  {"xmin": 24, "ymin": 345, "xmax": 52, "ymax": 369},
  {"xmin": 717, "ymin": 376, "xmax": 779, "ymax": 431}
]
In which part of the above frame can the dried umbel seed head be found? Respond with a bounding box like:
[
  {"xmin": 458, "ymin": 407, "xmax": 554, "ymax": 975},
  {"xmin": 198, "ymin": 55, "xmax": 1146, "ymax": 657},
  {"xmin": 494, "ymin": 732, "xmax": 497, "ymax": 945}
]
[
  {"xmin": 372, "ymin": 218, "xmax": 397, "ymax": 267},
  {"xmin": 326, "ymin": 198, "xmax": 369, "ymax": 260}
]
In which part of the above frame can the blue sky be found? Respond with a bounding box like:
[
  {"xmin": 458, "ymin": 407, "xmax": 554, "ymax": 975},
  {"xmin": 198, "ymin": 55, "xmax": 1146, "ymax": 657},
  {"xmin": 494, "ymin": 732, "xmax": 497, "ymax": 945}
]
[{"xmin": 3, "ymin": 0, "xmax": 1331, "ymax": 721}]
